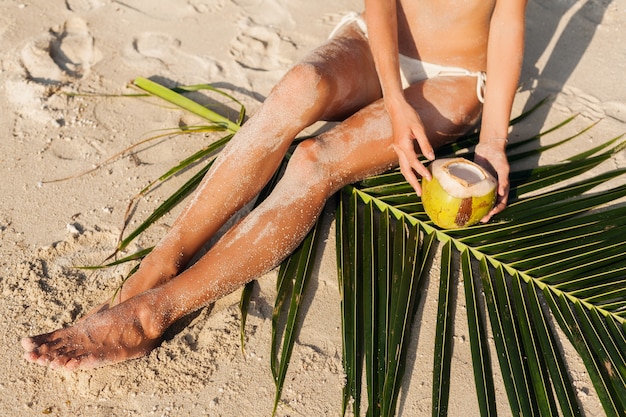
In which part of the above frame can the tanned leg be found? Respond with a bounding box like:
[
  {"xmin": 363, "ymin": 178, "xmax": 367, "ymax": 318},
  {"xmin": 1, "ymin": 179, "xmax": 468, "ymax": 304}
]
[
  {"xmin": 93, "ymin": 23, "xmax": 383, "ymax": 309},
  {"xmin": 21, "ymin": 74, "xmax": 482, "ymax": 370}
]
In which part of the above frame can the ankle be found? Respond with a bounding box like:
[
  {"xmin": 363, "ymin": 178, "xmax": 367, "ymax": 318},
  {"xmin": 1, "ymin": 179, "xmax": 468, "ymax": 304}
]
[{"xmin": 132, "ymin": 289, "xmax": 172, "ymax": 340}]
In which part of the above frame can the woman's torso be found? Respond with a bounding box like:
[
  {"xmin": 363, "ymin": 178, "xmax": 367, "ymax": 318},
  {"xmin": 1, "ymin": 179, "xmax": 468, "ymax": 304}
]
[{"xmin": 396, "ymin": 0, "xmax": 496, "ymax": 72}]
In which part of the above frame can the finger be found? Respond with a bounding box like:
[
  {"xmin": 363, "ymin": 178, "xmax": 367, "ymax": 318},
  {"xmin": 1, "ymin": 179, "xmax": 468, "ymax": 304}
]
[
  {"xmin": 481, "ymin": 188, "xmax": 508, "ymax": 223},
  {"xmin": 414, "ymin": 133, "xmax": 435, "ymax": 161},
  {"xmin": 400, "ymin": 162, "xmax": 423, "ymax": 195},
  {"xmin": 409, "ymin": 158, "xmax": 431, "ymax": 182},
  {"xmin": 396, "ymin": 136, "xmax": 431, "ymax": 180},
  {"xmin": 394, "ymin": 146, "xmax": 423, "ymax": 195},
  {"xmin": 499, "ymin": 181, "xmax": 509, "ymax": 198}
]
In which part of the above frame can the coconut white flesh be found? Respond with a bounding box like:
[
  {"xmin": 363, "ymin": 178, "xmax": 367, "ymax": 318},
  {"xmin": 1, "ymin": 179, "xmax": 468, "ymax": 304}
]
[{"xmin": 430, "ymin": 158, "xmax": 496, "ymax": 199}]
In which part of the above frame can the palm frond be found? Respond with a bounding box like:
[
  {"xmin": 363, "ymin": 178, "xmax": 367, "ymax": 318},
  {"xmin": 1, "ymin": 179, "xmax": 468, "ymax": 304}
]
[{"xmin": 336, "ymin": 122, "xmax": 626, "ymax": 416}]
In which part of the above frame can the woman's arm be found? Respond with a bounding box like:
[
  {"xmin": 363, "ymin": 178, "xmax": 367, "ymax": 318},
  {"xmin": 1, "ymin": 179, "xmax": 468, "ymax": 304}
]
[
  {"xmin": 364, "ymin": 0, "xmax": 434, "ymax": 195},
  {"xmin": 475, "ymin": 0, "xmax": 527, "ymax": 221}
]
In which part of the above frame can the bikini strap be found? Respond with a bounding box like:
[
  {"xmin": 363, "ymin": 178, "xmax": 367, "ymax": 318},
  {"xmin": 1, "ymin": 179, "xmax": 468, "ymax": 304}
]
[{"xmin": 476, "ymin": 72, "xmax": 486, "ymax": 104}]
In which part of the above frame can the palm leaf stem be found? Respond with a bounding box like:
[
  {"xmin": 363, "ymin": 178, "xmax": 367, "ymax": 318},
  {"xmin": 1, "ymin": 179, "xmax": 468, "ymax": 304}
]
[
  {"xmin": 348, "ymin": 183, "xmax": 626, "ymax": 326},
  {"xmin": 133, "ymin": 77, "xmax": 242, "ymax": 133},
  {"xmin": 477, "ymin": 204, "xmax": 626, "ymax": 258}
]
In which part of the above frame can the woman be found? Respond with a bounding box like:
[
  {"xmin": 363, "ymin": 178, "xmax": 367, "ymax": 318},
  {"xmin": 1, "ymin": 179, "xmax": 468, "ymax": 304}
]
[{"xmin": 22, "ymin": 0, "xmax": 526, "ymax": 370}]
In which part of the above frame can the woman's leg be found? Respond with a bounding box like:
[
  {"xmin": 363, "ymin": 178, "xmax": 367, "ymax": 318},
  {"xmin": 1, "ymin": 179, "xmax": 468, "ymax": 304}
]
[
  {"xmin": 22, "ymin": 75, "xmax": 482, "ymax": 370},
  {"xmin": 103, "ymin": 22, "xmax": 383, "ymax": 306}
]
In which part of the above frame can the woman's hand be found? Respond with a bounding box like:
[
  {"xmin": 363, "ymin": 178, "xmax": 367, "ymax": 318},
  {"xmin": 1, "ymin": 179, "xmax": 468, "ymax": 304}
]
[
  {"xmin": 474, "ymin": 139, "xmax": 510, "ymax": 222},
  {"xmin": 387, "ymin": 97, "xmax": 435, "ymax": 196}
]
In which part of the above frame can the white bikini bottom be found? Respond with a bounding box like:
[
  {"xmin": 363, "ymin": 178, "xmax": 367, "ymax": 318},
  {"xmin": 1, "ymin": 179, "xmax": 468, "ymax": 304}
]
[{"xmin": 329, "ymin": 12, "xmax": 486, "ymax": 103}]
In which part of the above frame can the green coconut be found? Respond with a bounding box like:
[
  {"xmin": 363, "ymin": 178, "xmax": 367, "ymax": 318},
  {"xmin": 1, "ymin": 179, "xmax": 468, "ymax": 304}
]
[{"xmin": 421, "ymin": 157, "xmax": 497, "ymax": 229}]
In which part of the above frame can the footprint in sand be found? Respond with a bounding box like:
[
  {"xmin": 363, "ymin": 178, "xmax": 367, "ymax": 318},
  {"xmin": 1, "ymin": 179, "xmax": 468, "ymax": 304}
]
[
  {"xmin": 113, "ymin": 0, "xmax": 205, "ymax": 21},
  {"xmin": 65, "ymin": 0, "xmax": 109, "ymax": 13},
  {"xmin": 547, "ymin": 84, "xmax": 607, "ymax": 120},
  {"xmin": 21, "ymin": 17, "xmax": 101, "ymax": 83},
  {"xmin": 188, "ymin": 0, "xmax": 225, "ymax": 13},
  {"xmin": 50, "ymin": 17, "xmax": 102, "ymax": 77},
  {"xmin": 124, "ymin": 32, "xmax": 224, "ymax": 82},
  {"xmin": 20, "ymin": 35, "xmax": 66, "ymax": 84},
  {"xmin": 230, "ymin": 18, "xmax": 295, "ymax": 72},
  {"xmin": 604, "ymin": 101, "xmax": 626, "ymax": 123}
]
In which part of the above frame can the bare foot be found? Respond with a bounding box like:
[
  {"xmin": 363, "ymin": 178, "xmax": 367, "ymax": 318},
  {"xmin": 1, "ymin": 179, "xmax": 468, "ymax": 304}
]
[{"xmin": 21, "ymin": 291, "xmax": 165, "ymax": 370}]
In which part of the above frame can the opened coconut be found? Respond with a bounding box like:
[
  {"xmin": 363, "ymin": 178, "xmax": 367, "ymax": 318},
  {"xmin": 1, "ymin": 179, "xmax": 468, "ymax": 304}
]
[{"xmin": 421, "ymin": 158, "xmax": 496, "ymax": 229}]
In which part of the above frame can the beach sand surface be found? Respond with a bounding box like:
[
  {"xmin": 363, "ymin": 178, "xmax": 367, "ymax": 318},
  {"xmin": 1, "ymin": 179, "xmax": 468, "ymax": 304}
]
[{"xmin": 0, "ymin": 0, "xmax": 624, "ymax": 415}]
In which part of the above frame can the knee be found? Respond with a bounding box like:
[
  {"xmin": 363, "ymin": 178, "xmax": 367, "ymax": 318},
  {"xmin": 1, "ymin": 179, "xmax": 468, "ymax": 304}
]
[
  {"xmin": 441, "ymin": 102, "xmax": 482, "ymax": 135},
  {"xmin": 452, "ymin": 99, "xmax": 482, "ymax": 128},
  {"xmin": 285, "ymin": 139, "xmax": 335, "ymax": 195},
  {"xmin": 427, "ymin": 99, "xmax": 482, "ymax": 145},
  {"xmin": 275, "ymin": 61, "xmax": 333, "ymax": 99},
  {"xmin": 432, "ymin": 80, "xmax": 482, "ymax": 135}
]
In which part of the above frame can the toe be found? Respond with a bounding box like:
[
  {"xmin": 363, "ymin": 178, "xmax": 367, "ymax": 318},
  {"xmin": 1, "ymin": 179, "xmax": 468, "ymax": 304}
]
[
  {"xmin": 66, "ymin": 354, "xmax": 101, "ymax": 371},
  {"xmin": 23, "ymin": 350, "xmax": 40, "ymax": 363},
  {"xmin": 49, "ymin": 355, "xmax": 72, "ymax": 370},
  {"xmin": 35, "ymin": 355, "xmax": 52, "ymax": 367},
  {"xmin": 21, "ymin": 336, "xmax": 37, "ymax": 352}
]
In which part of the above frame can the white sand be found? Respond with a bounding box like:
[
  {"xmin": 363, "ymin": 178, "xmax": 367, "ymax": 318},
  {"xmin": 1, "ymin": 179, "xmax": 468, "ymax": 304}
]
[{"xmin": 0, "ymin": 0, "xmax": 623, "ymax": 415}]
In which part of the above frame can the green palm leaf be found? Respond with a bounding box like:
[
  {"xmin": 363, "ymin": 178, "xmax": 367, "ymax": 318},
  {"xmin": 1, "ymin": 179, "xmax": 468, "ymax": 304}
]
[
  {"xmin": 432, "ymin": 241, "xmax": 454, "ymax": 417},
  {"xmin": 336, "ymin": 124, "xmax": 626, "ymax": 416},
  {"xmin": 461, "ymin": 249, "xmax": 497, "ymax": 417},
  {"xmin": 270, "ymin": 217, "xmax": 320, "ymax": 416},
  {"xmin": 97, "ymin": 79, "xmax": 626, "ymax": 416}
]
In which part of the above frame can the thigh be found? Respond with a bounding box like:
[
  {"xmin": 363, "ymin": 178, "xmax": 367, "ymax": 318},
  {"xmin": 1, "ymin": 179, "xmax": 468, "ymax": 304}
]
[
  {"xmin": 297, "ymin": 20, "xmax": 383, "ymax": 121},
  {"xmin": 311, "ymin": 75, "xmax": 483, "ymax": 188},
  {"xmin": 405, "ymin": 76, "xmax": 483, "ymax": 148}
]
